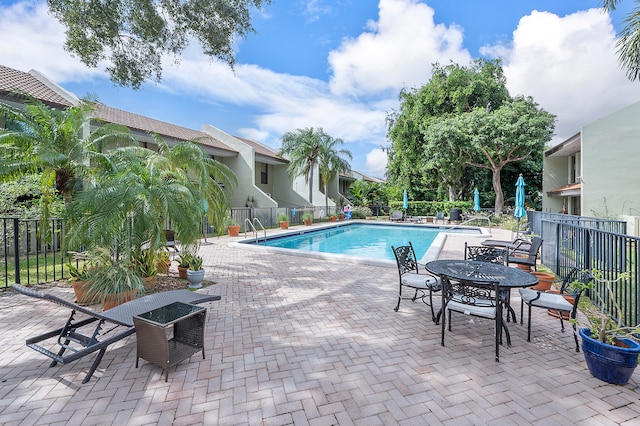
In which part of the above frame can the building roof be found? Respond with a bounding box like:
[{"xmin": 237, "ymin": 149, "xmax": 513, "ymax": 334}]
[
  {"xmin": 0, "ymin": 65, "xmax": 75, "ymax": 108},
  {"xmin": 234, "ymin": 136, "xmax": 288, "ymax": 164},
  {"xmin": 92, "ymin": 103, "xmax": 237, "ymax": 155},
  {"xmin": 546, "ymin": 182, "xmax": 582, "ymax": 196}
]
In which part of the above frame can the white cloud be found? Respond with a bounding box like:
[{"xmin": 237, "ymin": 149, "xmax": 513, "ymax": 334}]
[
  {"xmin": 483, "ymin": 9, "xmax": 640, "ymax": 145},
  {"xmin": 366, "ymin": 148, "xmax": 388, "ymax": 176},
  {"xmin": 328, "ymin": 0, "xmax": 472, "ymax": 97},
  {"xmin": 0, "ymin": 2, "xmax": 102, "ymax": 82}
]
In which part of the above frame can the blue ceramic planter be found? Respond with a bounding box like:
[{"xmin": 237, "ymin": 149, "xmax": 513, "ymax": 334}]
[{"xmin": 579, "ymin": 328, "xmax": 640, "ymax": 385}]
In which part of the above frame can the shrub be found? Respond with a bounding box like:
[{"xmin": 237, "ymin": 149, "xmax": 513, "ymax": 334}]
[{"xmin": 351, "ymin": 206, "xmax": 372, "ymax": 219}]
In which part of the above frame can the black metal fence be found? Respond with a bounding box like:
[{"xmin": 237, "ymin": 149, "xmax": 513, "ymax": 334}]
[
  {"xmin": 1, "ymin": 217, "xmax": 69, "ymax": 288},
  {"xmin": 529, "ymin": 211, "xmax": 638, "ymax": 327}
]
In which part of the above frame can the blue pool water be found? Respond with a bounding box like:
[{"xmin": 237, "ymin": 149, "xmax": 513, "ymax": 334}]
[{"xmin": 241, "ymin": 222, "xmax": 480, "ymax": 262}]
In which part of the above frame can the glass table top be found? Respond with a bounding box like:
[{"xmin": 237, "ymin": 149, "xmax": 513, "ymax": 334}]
[{"xmin": 136, "ymin": 301, "xmax": 204, "ymax": 325}]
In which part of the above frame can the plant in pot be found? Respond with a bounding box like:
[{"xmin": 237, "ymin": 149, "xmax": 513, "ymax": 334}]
[
  {"xmin": 186, "ymin": 255, "xmax": 205, "ymax": 289},
  {"xmin": 85, "ymin": 248, "xmax": 145, "ymax": 311},
  {"xmin": 225, "ymin": 216, "xmax": 241, "ymax": 236},
  {"xmin": 530, "ymin": 264, "xmax": 555, "ymax": 292},
  {"xmin": 302, "ymin": 212, "xmax": 313, "ymax": 226},
  {"xmin": 177, "ymin": 253, "xmax": 193, "ymax": 279},
  {"xmin": 277, "ymin": 213, "xmax": 289, "ymax": 229},
  {"xmin": 66, "ymin": 252, "xmax": 100, "ymax": 306},
  {"xmin": 134, "ymin": 248, "xmax": 158, "ymax": 290},
  {"xmin": 570, "ymin": 270, "xmax": 640, "ymax": 385},
  {"xmin": 155, "ymin": 250, "xmax": 171, "ymax": 275}
]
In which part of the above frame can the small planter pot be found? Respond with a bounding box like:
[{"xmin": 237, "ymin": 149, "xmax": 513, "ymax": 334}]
[
  {"xmin": 338, "ymin": 215, "xmax": 345, "ymax": 221},
  {"xmin": 330, "ymin": 216, "xmax": 337, "ymax": 222},
  {"xmin": 579, "ymin": 328, "xmax": 640, "ymax": 385},
  {"xmin": 545, "ymin": 289, "xmax": 574, "ymax": 319},
  {"xmin": 303, "ymin": 219, "xmax": 313, "ymax": 226},
  {"xmin": 187, "ymin": 269, "xmax": 205, "ymax": 289},
  {"xmin": 530, "ymin": 272, "xmax": 554, "ymax": 291},
  {"xmin": 142, "ymin": 276, "xmax": 156, "ymax": 290},
  {"xmin": 178, "ymin": 266, "xmax": 188, "ymax": 279},
  {"xmin": 279, "ymin": 221, "xmax": 289, "ymax": 230},
  {"xmin": 227, "ymin": 225, "xmax": 240, "ymax": 236},
  {"xmin": 71, "ymin": 280, "xmax": 98, "ymax": 306},
  {"xmin": 102, "ymin": 290, "xmax": 137, "ymax": 311},
  {"xmin": 155, "ymin": 259, "xmax": 170, "ymax": 275}
]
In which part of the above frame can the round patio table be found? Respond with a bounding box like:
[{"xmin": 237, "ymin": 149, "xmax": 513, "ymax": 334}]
[{"xmin": 425, "ymin": 259, "xmax": 538, "ymax": 289}]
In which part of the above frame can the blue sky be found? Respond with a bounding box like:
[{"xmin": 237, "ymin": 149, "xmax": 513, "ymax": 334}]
[{"xmin": 1, "ymin": 0, "xmax": 640, "ymax": 179}]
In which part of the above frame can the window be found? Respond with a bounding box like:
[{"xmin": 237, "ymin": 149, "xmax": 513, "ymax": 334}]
[{"xmin": 260, "ymin": 163, "xmax": 268, "ymax": 184}]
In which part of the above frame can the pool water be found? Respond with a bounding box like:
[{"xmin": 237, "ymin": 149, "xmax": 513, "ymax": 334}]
[{"xmin": 244, "ymin": 223, "xmax": 479, "ymax": 262}]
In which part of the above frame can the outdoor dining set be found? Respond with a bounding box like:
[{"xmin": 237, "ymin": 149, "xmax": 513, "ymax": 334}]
[{"xmin": 392, "ymin": 235, "xmax": 590, "ymax": 362}]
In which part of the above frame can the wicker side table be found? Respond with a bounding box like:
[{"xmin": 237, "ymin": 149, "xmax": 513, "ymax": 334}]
[{"xmin": 133, "ymin": 301, "xmax": 206, "ymax": 381}]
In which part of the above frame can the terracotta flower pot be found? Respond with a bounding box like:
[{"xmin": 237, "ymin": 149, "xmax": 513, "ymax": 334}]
[
  {"xmin": 102, "ymin": 290, "xmax": 137, "ymax": 311},
  {"xmin": 330, "ymin": 216, "xmax": 337, "ymax": 222},
  {"xmin": 546, "ymin": 289, "xmax": 574, "ymax": 319},
  {"xmin": 279, "ymin": 221, "xmax": 289, "ymax": 229},
  {"xmin": 71, "ymin": 280, "xmax": 99, "ymax": 306},
  {"xmin": 530, "ymin": 272, "xmax": 554, "ymax": 291},
  {"xmin": 227, "ymin": 225, "xmax": 240, "ymax": 236},
  {"xmin": 155, "ymin": 259, "xmax": 170, "ymax": 275},
  {"xmin": 178, "ymin": 266, "xmax": 188, "ymax": 279},
  {"xmin": 142, "ymin": 276, "xmax": 156, "ymax": 290},
  {"xmin": 304, "ymin": 218, "xmax": 313, "ymax": 226}
]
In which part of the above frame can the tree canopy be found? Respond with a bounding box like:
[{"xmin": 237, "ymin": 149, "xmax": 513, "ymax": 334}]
[
  {"xmin": 386, "ymin": 59, "xmax": 555, "ymax": 213},
  {"xmin": 47, "ymin": 0, "xmax": 270, "ymax": 88}
]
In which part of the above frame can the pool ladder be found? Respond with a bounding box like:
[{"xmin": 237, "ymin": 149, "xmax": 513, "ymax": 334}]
[{"xmin": 244, "ymin": 218, "xmax": 267, "ymax": 243}]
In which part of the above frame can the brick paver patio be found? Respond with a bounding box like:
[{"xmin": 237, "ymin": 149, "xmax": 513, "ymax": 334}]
[{"xmin": 0, "ymin": 224, "xmax": 638, "ymax": 425}]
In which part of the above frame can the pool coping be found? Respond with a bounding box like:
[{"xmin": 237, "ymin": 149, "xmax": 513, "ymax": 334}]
[{"xmin": 228, "ymin": 220, "xmax": 492, "ymax": 268}]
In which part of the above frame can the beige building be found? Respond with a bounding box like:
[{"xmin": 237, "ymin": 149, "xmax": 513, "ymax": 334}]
[{"xmin": 1, "ymin": 65, "xmax": 363, "ymax": 210}]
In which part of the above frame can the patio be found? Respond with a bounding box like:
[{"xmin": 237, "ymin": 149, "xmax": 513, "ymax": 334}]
[{"xmin": 0, "ymin": 226, "xmax": 638, "ymax": 425}]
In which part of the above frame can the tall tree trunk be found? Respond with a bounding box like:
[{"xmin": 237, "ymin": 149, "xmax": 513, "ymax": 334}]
[
  {"xmin": 448, "ymin": 185, "xmax": 457, "ymax": 202},
  {"xmin": 308, "ymin": 167, "xmax": 314, "ymax": 205},
  {"xmin": 492, "ymin": 167, "xmax": 503, "ymax": 215},
  {"xmin": 324, "ymin": 183, "xmax": 329, "ymax": 215}
]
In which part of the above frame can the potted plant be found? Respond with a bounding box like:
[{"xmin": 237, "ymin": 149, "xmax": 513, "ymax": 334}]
[
  {"xmin": 85, "ymin": 248, "xmax": 145, "ymax": 311},
  {"xmin": 225, "ymin": 216, "xmax": 241, "ymax": 236},
  {"xmin": 134, "ymin": 248, "xmax": 158, "ymax": 290},
  {"xmin": 277, "ymin": 213, "xmax": 289, "ymax": 229},
  {"xmin": 302, "ymin": 212, "xmax": 313, "ymax": 226},
  {"xmin": 155, "ymin": 250, "xmax": 171, "ymax": 275},
  {"xmin": 337, "ymin": 212, "xmax": 345, "ymax": 221},
  {"xmin": 66, "ymin": 252, "xmax": 99, "ymax": 306},
  {"xmin": 330, "ymin": 215, "xmax": 337, "ymax": 222},
  {"xmin": 530, "ymin": 265, "xmax": 555, "ymax": 291},
  {"xmin": 570, "ymin": 270, "xmax": 640, "ymax": 385},
  {"xmin": 186, "ymin": 255, "xmax": 205, "ymax": 289},
  {"xmin": 177, "ymin": 253, "xmax": 193, "ymax": 279}
]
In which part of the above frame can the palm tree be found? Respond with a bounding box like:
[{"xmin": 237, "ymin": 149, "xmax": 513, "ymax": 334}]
[
  {"xmin": 279, "ymin": 127, "xmax": 330, "ymax": 204},
  {"xmin": 0, "ymin": 97, "xmax": 135, "ymax": 233},
  {"xmin": 602, "ymin": 1, "xmax": 640, "ymax": 81},
  {"xmin": 318, "ymin": 135, "xmax": 352, "ymax": 214}
]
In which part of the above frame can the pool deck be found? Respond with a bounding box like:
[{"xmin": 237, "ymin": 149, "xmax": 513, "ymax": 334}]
[{"xmin": 1, "ymin": 223, "xmax": 639, "ymax": 425}]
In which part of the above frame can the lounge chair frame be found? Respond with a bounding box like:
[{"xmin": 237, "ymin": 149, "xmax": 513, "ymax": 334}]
[{"xmin": 12, "ymin": 284, "xmax": 220, "ymax": 383}]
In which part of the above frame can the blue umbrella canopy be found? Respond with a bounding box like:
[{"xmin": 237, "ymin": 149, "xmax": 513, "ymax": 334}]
[
  {"xmin": 514, "ymin": 174, "xmax": 527, "ymax": 218},
  {"xmin": 473, "ymin": 188, "xmax": 481, "ymax": 212},
  {"xmin": 403, "ymin": 189, "xmax": 408, "ymax": 210}
]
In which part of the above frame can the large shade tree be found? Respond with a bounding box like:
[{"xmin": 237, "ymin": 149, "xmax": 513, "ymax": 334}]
[
  {"xmin": 387, "ymin": 59, "xmax": 510, "ymax": 201},
  {"xmin": 47, "ymin": 0, "xmax": 271, "ymax": 88}
]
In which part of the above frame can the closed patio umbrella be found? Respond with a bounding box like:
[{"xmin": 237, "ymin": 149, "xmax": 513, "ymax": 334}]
[
  {"xmin": 514, "ymin": 174, "xmax": 527, "ymax": 237},
  {"xmin": 403, "ymin": 189, "xmax": 408, "ymax": 218},
  {"xmin": 473, "ymin": 188, "xmax": 481, "ymax": 212}
]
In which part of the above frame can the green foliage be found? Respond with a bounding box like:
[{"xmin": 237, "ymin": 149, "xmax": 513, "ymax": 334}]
[
  {"xmin": 189, "ymin": 255, "xmax": 203, "ymax": 271},
  {"xmin": 347, "ymin": 180, "xmax": 389, "ymax": 207},
  {"xmin": 279, "ymin": 127, "xmax": 351, "ymax": 205},
  {"xmin": 388, "ymin": 200, "xmax": 472, "ymax": 216},
  {"xmin": 0, "ymin": 174, "xmax": 63, "ymax": 218},
  {"xmin": 86, "ymin": 248, "xmax": 144, "ymax": 297},
  {"xmin": 47, "ymin": 0, "xmax": 270, "ymax": 88},
  {"xmin": 386, "ymin": 59, "xmax": 553, "ymax": 211},
  {"xmin": 178, "ymin": 252, "xmax": 195, "ymax": 269},
  {"xmin": 302, "ymin": 212, "xmax": 313, "ymax": 220},
  {"xmin": 133, "ymin": 249, "xmax": 157, "ymax": 278},
  {"xmin": 277, "ymin": 213, "xmax": 289, "ymax": 223},
  {"xmin": 351, "ymin": 206, "xmax": 372, "ymax": 219},
  {"xmin": 602, "ymin": 1, "xmax": 640, "ymax": 81}
]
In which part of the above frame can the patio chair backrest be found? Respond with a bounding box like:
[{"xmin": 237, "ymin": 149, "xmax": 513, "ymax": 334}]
[{"xmin": 392, "ymin": 242, "xmax": 419, "ymax": 276}]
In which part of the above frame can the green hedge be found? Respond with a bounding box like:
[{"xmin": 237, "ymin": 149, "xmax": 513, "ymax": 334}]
[{"xmin": 389, "ymin": 200, "xmax": 472, "ymax": 217}]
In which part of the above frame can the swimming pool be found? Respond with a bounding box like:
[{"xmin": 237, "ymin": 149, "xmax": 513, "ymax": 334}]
[{"xmin": 236, "ymin": 221, "xmax": 484, "ymax": 267}]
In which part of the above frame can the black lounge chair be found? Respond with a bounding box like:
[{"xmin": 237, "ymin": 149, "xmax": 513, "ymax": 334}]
[
  {"xmin": 11, "ymin": 284, "xmax": 220, "ymax": 383},
  {"xmin": 481, "ymin": 237, "xmax": 532, "ymax": 251}
]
